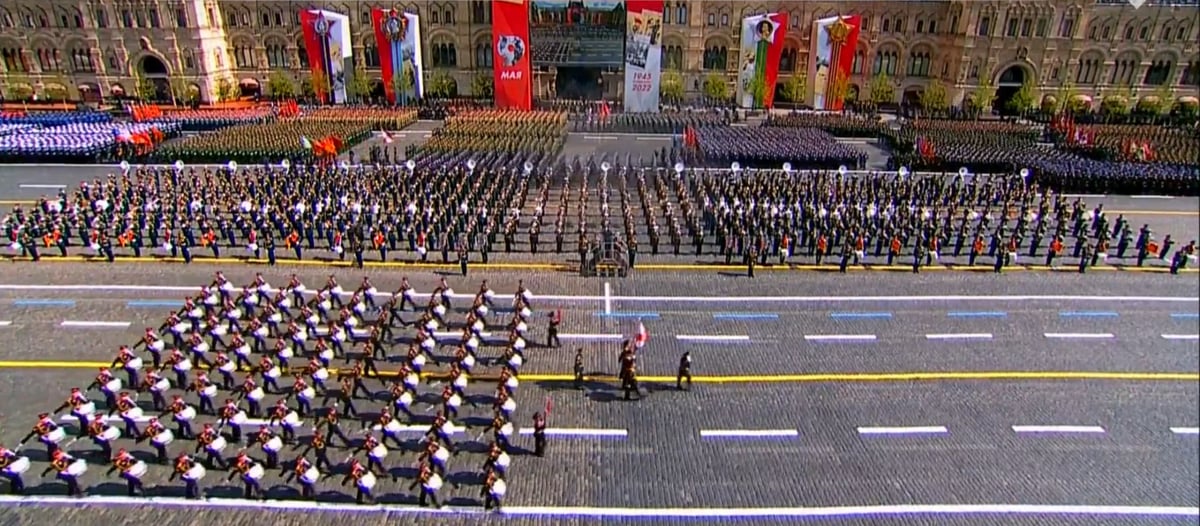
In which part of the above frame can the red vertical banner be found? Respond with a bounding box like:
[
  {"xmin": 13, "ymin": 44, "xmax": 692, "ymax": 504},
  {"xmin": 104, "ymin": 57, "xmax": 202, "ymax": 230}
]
[
  {"xmin": 492, "ymin": 0, "xmax": 532, "ymax": 110},
  {"xmin": 299, "ymin": 10, "xmax": 328, "ymax": 101},
  {"xmin": 761, "ymin": 13, "xmax": 788, "ymax": 109},
  {"xmin": 371, "ymin": 8, "xmax": 396, "ymax": 104},
  {"xmin": 831, "ymin": 15, "xmax": 860, "ymax": 112}
]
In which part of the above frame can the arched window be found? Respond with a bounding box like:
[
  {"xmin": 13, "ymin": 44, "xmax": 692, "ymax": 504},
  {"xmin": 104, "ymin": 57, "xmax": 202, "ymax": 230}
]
[
  {"xmin": 36, "ymin": 47, "xmax": 61, "ymax": 71},
  {"xmin": 873, "ymin": 50, "xmax": 897, "ymax": 76},
  {"xmin": 432, "ymin": 43, "xmax": 458, "ymax": 67},
  {"xmin": 907, "ymin": 51, "xmax": 930, "ymax": 77},
  {"xmin": 444, "ymin": 8, "xmax": 454, "ymax": 24},
  {"xmin": 234, "ymin": 43, "xmax": 255, "ymax": 69},
  {"xmin": 780, "ymin": 47, "xmax": 798, "ymax": 73},
  {"xmin": 852, "ymin": 49, "xmax": 864, "ymax": 74},
  {"xmin": 471, "ymin": 1, "xmax": 489, "ymax": 24},
  {"xmin": 71, "ymin": 48, "xmax": 94, "ymax": 72},
  {"xmin": 677, "ymin": 2, "xmax": 687, "ymax": 25},
  {"xmin": 266, "ymin": 42, "xmax": 288, "ymax": 69},
  {"xmin": 703, "ymin": 46, "xmax": 728, "ymax": 70},
  {"xmin": 1110, "ymin": 56, "xmax": 1137, "ymax": 85},
  {"xmin": 362, "ymin": 43, "xmax": 379, "ymax": 68},
  {"xmin": 1076, "ymin": 57, "xmax": 1099, "ymax": 85},
  {"xmin": 662, "ymin": 45, "xmax": 683, "ymax": 69},
  {"xmin": 1143, "ymin": 60, "xmax": 1173, "ymax": 85},
  {"xmin": 1181, "ymin": 61, "xmax": 1199, "ymax": 86},
  {"xmin": 475, "ymin": 41, "xmax": 492, "ymax": 68}
]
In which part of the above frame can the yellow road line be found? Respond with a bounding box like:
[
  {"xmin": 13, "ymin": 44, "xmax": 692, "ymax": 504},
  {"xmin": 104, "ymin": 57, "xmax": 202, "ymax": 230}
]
[
  {"xmin": 2, "ymin": 256, "xmax": 1194, "ymax": 273},
  {"xmin": 0, "ymin": 362, "xmax": 1194, "ymax": 383}
]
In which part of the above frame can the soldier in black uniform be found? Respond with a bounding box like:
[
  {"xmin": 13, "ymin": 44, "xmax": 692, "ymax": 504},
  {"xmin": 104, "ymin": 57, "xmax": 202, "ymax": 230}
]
[
  {"xmin": 546, "ymin": 309, "xmax": 561, "ymax": 348},
  {"xmin": 459, "ymin": 243, "xmax": 469, "ymax": 276},
  {"xmin": 676, "ymin": 351, "xmax": 692, "ymax": 390},
  {"xmin": 532, "ymin": 412, "xmax": 547, "ymax": 457},
  {"xmin": 573, "ymin": 348, "xmax": 585, "ymax": 389}
]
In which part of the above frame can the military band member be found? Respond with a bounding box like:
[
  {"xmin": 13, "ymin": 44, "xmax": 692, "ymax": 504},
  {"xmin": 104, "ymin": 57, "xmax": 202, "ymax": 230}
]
[
  {"xmin": 298, "ymin": 430, "xmax": 332, "ymax": 472},
  {"xmin": 106, "ymin": 448, "xmax": 146, "ymax": 496},
  {"xmin": 409, "ymin": 462, "xmax": 445, "ymax": 508},
  {"xmin": 195, "ymin": 423, "xmax": 230, "ymax": 470},
  {"xmin": 41, "ymin": 449, "xmax": 85, "ymax": 497},
  {"xmin": 138, "ymin": 417, "xmax": 172, "ymax": 464},
  {"xmin": 283, "ymin": 455, "xmax": 320, "ymax": 499},
  {"xmin": 169, "ymin": 453, "xmax": 206, "ymax": 499},
  {"xmin": 0, "ymin": 445, "xmax": 27, "ymax": 494},
  {"xmin": 226, "ymin": 451, "xmax": 265, "ymax": 500},
  {"xmin": 482, "ymin": 468, "xmax": 506, "ymax": 511},
  {"xmin": 22, "ymin": 412, "xmax": 63, "ymax": 457},
  {"xmin": 342, "ymin": 458, "xmax": 376, "ymax": 504},
  {"xmin": 314, "ymin": 407, "xmax": 353, "ymax": 448}
]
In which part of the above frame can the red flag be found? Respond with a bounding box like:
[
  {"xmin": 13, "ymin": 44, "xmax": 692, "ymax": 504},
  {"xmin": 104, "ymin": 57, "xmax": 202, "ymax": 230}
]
[
  {"xmin": 381, "ymin": 131, "xmax": 393, "ymax": 144},
  {"xmin": 634, "ymin": 321, "xmax": 648, "ymax": 347},
  {"xmin": 544, "ymin": 396, "xmax": 553, "ymax": 417}
]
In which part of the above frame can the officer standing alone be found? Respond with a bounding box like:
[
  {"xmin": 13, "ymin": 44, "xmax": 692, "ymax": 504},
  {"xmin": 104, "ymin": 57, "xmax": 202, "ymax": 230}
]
[
  {"xmin": 532, "ymin": 412, "xmax": 547, "ymax": 457},
  {"xmin": 676, "ymin": 351, "xmax": 692, "ymax": 390}
]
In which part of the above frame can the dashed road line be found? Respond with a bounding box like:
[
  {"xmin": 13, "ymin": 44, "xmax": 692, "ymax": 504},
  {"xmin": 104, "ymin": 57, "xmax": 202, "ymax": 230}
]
[
  {"xmin": 925, "ymin": 333, "xmax": 993, "ymax": 340},
  {"xmin": 1059, "ymin": 311, "xmax": 1119, "ymax": 318},
  {"xmin": 12, "ymin": 299, "xmax": 75, "ymax": 307},
  {"xmin": 559, "ymin": 333, "xmax": 623, "ymax": 341},
  {"xmin": 60, "ymin": 320, "xmax": 132, "ymax": 328},
  {"xmin": 830, "ymin": 312, "xmax": 892, "ymax": 319},
  {"xmin": 947, "ymin": 311, "xmax": 1008, "ymax": 318},
  {"xmin": 1170, "ymin": 427, "xmax": 1200, "ymax": 435},
  {"xmin": 516, "ymin": 428, "xmax": 627, "ymax": 437},
  {"xmin": 804, "ymin": 334, "xmax": 877, "ymax": 342},
  {"xmin": 675, "ymin": 334, "xmax": 751, "ymax": 342},
  {"xmin": 1162, "ymin": 334, "xmax": 1200, "ymax": 340},
  {"xmin": 0, "ymin": 321, "xmax": 11, "ymax": 327},
  {"xmin": 594, "ymin": 312, "xmax": 660, "ymax": 319},
  {"xmin": 713, "ymin": 313, "xmax": 779, "ymax": 320},
  {"xmin": 1044, "ymin": 333, "xmax": 1115, "ymax": 339},
  {"xmin": 18, "ymin": 184, "xmax": 66, "ymax": 189},
  {"xmin": 1170, "ymin": 313, "xmax": 1200, "ymax": 319},
  {"xmin": 699, "ymin": 429, "xmax": 799, "ymax": 438},
  {"xmin": 126, "ymin": 300, "xmax": 181, "ymax": 307},
  {"xmin": 857, "ymin": 426, "xmax": 949, "ymax": 435},
  {"xmin": 1012, "ymin": 425, "xmax": 1106, "ymax": 434}
]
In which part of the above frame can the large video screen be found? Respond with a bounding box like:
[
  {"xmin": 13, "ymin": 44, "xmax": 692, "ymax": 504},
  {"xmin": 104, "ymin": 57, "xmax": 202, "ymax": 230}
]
[{"xmin": 530, "ymin": 0, "xmax": 625, "ymax": 67}]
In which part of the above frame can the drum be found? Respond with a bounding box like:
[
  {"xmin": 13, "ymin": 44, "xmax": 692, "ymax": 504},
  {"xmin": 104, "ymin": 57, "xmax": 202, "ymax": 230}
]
[
  {"xmin": 4, "ymin": 456, "xmax": 30, "ymax": 475},
  {"xmin": 384, "ymin": 420, "xmax": 402, "ymax": 434},
  {"xmin": 219, "ymin": 361, "xmax": 236, "ymax": 373},
  {"xmin": 501, "ymin": 399, "xmax": 516, "ymax": 414},
  {"xmin": 264, "ymin": 436, "xmax": 283, "ymax": 453},
  {"xmin": 152, "ymin": 378, "xmax": 170, "ymax": 392},
  {"xmin": 440, "ymin": 422, "xmax": 455, "ymax": 437},
  {"xmin": 345, "ymin": 317, "xmax": 358, "ymax": 328},
  {"xmin": 300, "ymin": 466, "xmax": 319, "ymax": 484},
  {"xmin": 472, "ymin": 321, "xmax": 485, "ymax": 334},
  {"xmin": 228, "ymin": 308, "xmax": 242, "ymax": 320},
  {"xmin": 314, "ymin": 368, "xmax": 329, "ymax": 381},
  {"xmin": 254, "ymin": 326, "xmax": 268, "ymax": 338},
  {"xmin": 45, "ymin": 427, "xmax": 66, "ymax": 444},
  {"xmin": 412, "ymin": 354, "xmax": 426, "ymax": 368},
  {"xmin": 403, "ymin": 289, "xmax": 415, "ymax": 299},
  {"xmin": 184, "ymin": 464, "xmax": 207, "ymax": 481},
  {"xmin": 319, "ymin": 300, "xmax": 332, "ymax": 312},
  {"xmin": 463, "ymin": 355, "xmax": 476, "ymax": 369},
  {"xmin": 448, "ymin": 394, "xmax": 461, "ymax": 408},
  {"xmin": 353, "ymin": 303, "xmax": 365, "ymax": 315},
  {"xmin": 522, "ymin": 290, "xmax": 533, "ymax": 301},
  {"xmin": 277, "ymin": 346, "xmax": 295, "ymax": 360},
  {"xmin": 404, "ymin": 374, "xmax": 419, "ymax": 389},
  {"xmin": 443, "ymin": 288, "xmax": 455, "ymax": 298},
  {"xmin": 484, "ymin": 290, "xmax": 495, "ymax": 300},
  {"xmin": 421, "ymin": 338, "xmax": 435, "ymax": 351},
  {"xmin": 153, "ymin": 429, "xmax": 175, "ymax": 446},
  {"xmin": 99, "ymin": 426, "xmax": 120, "ymax": 442},
  {"xmin": 319, "ymin": 349, "xmax": 334, "ymax": 362},
  {"xmin": 104, "ymin": 378, "xmax": 122, "ymax": 392},
  {"xmin": 433, "ymin": 305, "xmax": 446, "ymax": 318},
  {"xmin": 332, "ymin": 286, "xmax": 345, "ymax": 297},
  {"xmin": 367, "ymin": 287, "xmax": 378, "ymax": 297},
  {"xmin": 123, "ymin": 406, "xmax": 144, "ymax": 420},
  {"xmin": 190, "ymin": 307, "xmax": 205, "ymax": 319},
  {"xmin": 305, "ymin": 314, "xmax": 319, "ymax": 327},
  {"xmin": 294, "ymin": 284, "xmax": 307, "ymax": 293},
  {"xmin": 476, "ymin": 305, "xmax": 488, "ymax": 316},
  {"xmin": 243, "ymin": 296, "xmax": 258, "ymax": 307},
  {"xmin": 505, "ymin": 377, "xmax": 519, "ymax": 390},
  {"xmin": 370, "ymin": 444, "xmax": 387, "ymax": 460},
  {"xmin": 247, "ymin": 464, "xmax": 264, "ymax": 480},
  {"xmin": 516, "ymin": 321, "xmax": 528, "ymax": 334},
  {"xmin": 76, "ymin": 401, "xmax": 97, "ymax": 416},
  {"xmin": 220, "ymin": 282, "xmax": 234, "ymax": 293},
  {"xmin": 358, "ymin": 472, "xmax": 377, "ymax": 491},
  {"xmin": 397, "ymin": 391, "xmax": 414, "ymax": 408},
  {"xmin": 425, "ymin": 473, "xmax": 443, "ymax": 491},
  {"xmin": 150, "ymin": 340, "xmax": 165, "ymax": 352},
  {"xmin": 269, "ymin": 313, "xmax": 284, "ymax": 324},
  {"xmin": 265, "ymin": 367, "xmax": 281, "ymax": 379},
  {"xmin": 195, "ymin": 343, "xmax": 212, "ymax": 356},
  {"xmin": 178, "ymin": 406, "xmax": 197, "ymax": 421},
  {"xmin": 202, "ymin": 385, "xmax": 217, "ymax": 398},
  {"xmin": 293, "ymin": 329, "xmax": 309, "ymax": 342},
  {"xmin": 173, "ymin": 322, "xmax": 190, "ymax": 334},
  {"xmin": 163, "ymin": 242, "xmax": 173, "ymax": 251},
  {"xmin": 126, "ymin": 357, "xmax": 143, "ymax": 370},
  {"xmin": 491, "ymin": 479, "xmax": 507, "ymax": 497},
  {"xmin": 424, "ymin": 320, "xmax": 438, "ymax": 332},
  {"xmin": 283, "ymin": 412, "xmax": 301, "ymax": 427},
  {"xmin": 129, "ymin": 461, "xmax": 148, "ymax": 478},
  {"xmin": 231, "ymin": 412, "xmax": 247, "ymax": 426},
  {"xmin": 331, "ymin": 331, "xmax": 345, "ymax": 343},
  {"xmin": 433, "ymin": 446, "xmax": 450, "ymax": 463},
  {"xmin": 496, "ymin": 452, "xmax": 511, "ymax": 469},
  {"xmin": 248, "ymin": 387, "xmax": 264, "ymax": 401},
  {"xmin": 203, "ymin": 296, "xmax": 218, "ymax": 307},
  {"xmin": 66, "ymin": 459, "xmax": 88, "ymax": 477},
  {"xmin": 520, "ymin": 307, "xmax": 532, "ymax": 318},
  {"xmin": 176, "ymin": 358, "xmax": 193, "ymax": 372},
  {"xmin": 500, "ymin": 422, "xmax": 514, "ymax": 437},
  {"xmin": 209, "ymin": 436, "xmax": 227, "ymax": 453},
  {"xmin": 453, "ymin": 374, "xmax": 468, "ymax": 389},
  {"xmin": 509, "ymin": 353, "xmax": 524, "ymax": 367},
  {"xmin": 299, "ymin": 387, "xmax": 316, "ymax": 401}
]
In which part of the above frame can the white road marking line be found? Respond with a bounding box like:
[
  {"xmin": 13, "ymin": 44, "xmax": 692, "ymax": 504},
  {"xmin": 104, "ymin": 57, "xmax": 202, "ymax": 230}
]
[
  {"xmin": 60, "ymin": 320, "xmax": 132, "ymax": 328},
  {"xmin": 925, "ymin": 333, "xmax": 993, "ymax": 340},
  {"xmin": 582, "ymin": 136, "xmax": 619, "ymax": 140},
  {"xmin": 604, "ymin": 282, "xmax": 612, "ymax": 314},
  {"xmin": 517, "ymin": 428, "xmax": 627, "ymax": 437},
  {"xmin": 804, "ymin": 334, "xmax": 877, "ymax": 341},
  {"xmin": 1062, "ymin": 194, "xmax": 1105, "ymax": 198},
  {"xmin": 18, "ymin": 184, "xmax": 66, "ymax": 189},
  {"xmin": 0, "ymin": 496, "xmax": 1195, "ymax": 519},
  {"xmin": 1130, "ymin": 195, "xmax": 1175, "ymax": 199},
  {"xmin": 857, "ymin": 426, "xmax": 949, "ymax": 435},
  {"xmin": 675, "ymin": 335, "xmax": 751, "ymax": 342},
  {"xmin": 1170, "ymin": 427, "xmax": 1200, "ymax": 435},
  {"xmin": 1012, "ymin": 425, "xmax": 1106, "ymax": 434},
  {"xmin": 0, "ymin": 321, "xmax": 11, "ymax": 327},
  {"xmin": 1043, "ymin": 333, "xmax": 1115, "ymax": 339},
  {"xmin": 1162, "ymin": 334, "xmax": 1200, "ymax": 340},
  {"xmin": 559, "ymin": 333, "xmax": 623, "ymax": 340},
  {"xmin": 700, "ymin": 429, "xmax": 799, "ymax": 438},
  {"xmin": 433, "ymin": 331, "xmax": 493, "ymax": 339}
]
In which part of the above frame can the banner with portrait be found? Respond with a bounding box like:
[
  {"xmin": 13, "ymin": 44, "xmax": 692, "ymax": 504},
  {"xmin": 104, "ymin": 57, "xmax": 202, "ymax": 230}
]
[
  {"xmin": 810, "ymin": 15, "xmax": 861, "ymax": 111},
  {"xmin": 300, "ymin": 9, "xmax": 351, "ymax": 104},
  {"xmin": 622, "ymin": 0, "xmax": 663, "ymax": 113},
  {"xmin": 736, "ymin": 12, "xmax": 789, "ymax": 109},
  {"xmin": 492, "ymin": 0, "xmax": 533, "ymax": 110},
  {"xmin": 372, "ymin": 8, "xmax": 424, "ymax": 104}
]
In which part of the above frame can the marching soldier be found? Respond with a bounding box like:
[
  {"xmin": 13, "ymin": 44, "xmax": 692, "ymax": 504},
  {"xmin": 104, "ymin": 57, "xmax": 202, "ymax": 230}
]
[
  {"xmin": 676, "ymin": 351, "xmax": 693, "ymax": 390},
  {"xmin": 573, "ymin": 348, "xmax": 585, "ymax": 389},
  {"xmin": 106, "ymin": 448, "xmax": 146, "ymax": 496},
  {"xmin": 532, "ymin": 412, "xmax": 548, "ymax": 457},
  {"xmin": 283, "ymin": 455, "xmax": 320, "ymax": 499},
  {"xmin": 0, "ymin": 445, "xmax": 27, "ymax": 494},
  {"xmin": 169, "ymin": 453, "xmax": 205, "ymax": 499},
  {"xmin": 40, "ymin": 449, "xmax": 85, "ymax": 497},
  {"xmin": 194, "ymin": 423, "xmax": 229, "ymax": 470}
]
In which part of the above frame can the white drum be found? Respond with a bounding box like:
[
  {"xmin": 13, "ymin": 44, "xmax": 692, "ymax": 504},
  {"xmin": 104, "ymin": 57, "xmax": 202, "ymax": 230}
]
[
  {"xmin": 294, "ymin": 284, "xmax": 307, "ymax": 293},
  {"xmin": 253, "ymin": 327, "xmax": 268, "ymax": 338},
  {"xmin": 128, "ymin": 460, "xmax": 148, "ymax": 478},
  {"xmin": 412, "ymin": 354, "xmax": 426, "ymax": 368},
  {"xmin": 367, "ymin": 287, "xmax": 378, "ymax": 297},
  {"xmin": 484, "ymin": 290, "xmax": 495, "ymax": 300},
  {"xmin": 500, "ymin": 422, "xmax": 514, "ymax": 437},
  {"xmin": 66, "ymin": 459, "xmax": 88, "ymax": 477},
  {"xmin": 203, "ymin": 296, "xmax": 218, "ymax": 307},
  {"xmin": 299, "ymin": 387, "xmax": 316, "ymax": 401},
  {"xmin": 152, "ymin": 378, "xmax": 170, "ymax": 392},
  {"xmin": 509, "ymin": 353, "xmax": 524, "ymax": 367},
  {"xmin": 153, "ymin": 429, "xmax": 175, "ymax": 446},
  {"xmin": 283, "ymin": 412, "xmax": 301, "ymax": 427},
  {"xmin": 425, "ymin": 473, "xmax": 443, "ymax": 491},
  {"xmin": 496, "ymin": 452, "xmax": 511, "ymax": 469},
  {"xmin": 516, "ymin": 321, "xmax": 528, "ymax": 334},
  {"xmin": 403, "ymin": 289, "xmax": 415, "ymax": 299},
  {"xmin": 476, "ymin": 305, "xmax": 488, "ymax": 316},
  {"xmin": 208, "ymin": 436, "xmax": 228, "ymax": 453},
  {"xmin": 4, "ymin": 456, "xmax": 30, "ymax": 475},
  {"xmin": 453, "ymin": 375, "xmax": 468, "ymax": 389},
  {"xmin": 462, "ymin": 355, "xmax": 476, "ymax": 369},
  {"xmin": 421, "ymin": 338, "xmax": 435, "ymax": 351},
  {"xmin": 306, "ymin": 315, "xmax": 319, "ymax": 326},
  {"xmin": 195, "ymin": 342, "xmax": 211, "ymax": 354},
  {"xmin": 219, "ymin": 361, "xmax": 236, "ymax": 373},
  {"xmin": 384, "ymin": 420, "xmax": 402, "ymax": 434},
  {"xmin": 501, "ymin": 399, "xmax": 516, "ymax": 414},
  {"xmin": 433, "ymin": 305, "xmax": 446, "ymax": 318},
  {"xmin": 313, "ymin": 368, "xmax": 329, "ymax": 381},
  {"xmin": 247, "ymin": 464, "xmax": 264, "ymax": 480},
  {"xmin": 433, "ymin": 446, "xmax": 450, "ymax": 463},
  {"xmin": 265, "ymin": 367, "xmax": 281, "ymax": 379},
  {"xmin": 243, "ymin": 296, "xmax": 259, "ymax": 307},
  {"xmin": 178, "ymin": 406, "xmax": 197, "ymax": 421},
  {"xmin": 440, "ymin": 422, "xmax": 455, "ymax": 437},
  {"xmin": 269, "ymin": 313, "xmax": 283, "ymax": 324},
  {"xmin": 99, "ymin": 426, "xmax": 120, "ymax": 442},
  {"xmin": 230, "ymin": 412, "xmax": 247, "ymax": 426},
  {"xmin": 467, "ymin": 337, "xmax": 479, "ymax": 353},
  {"xmin": 150, "ymin": 340, "xmax": 165, "ymax": 352},
  {"xmin": 190, "ymin": 307, "xmax": 206, "ymax": 318},
  {"xmin": 184, "ymin": 464, "xmax": 207, "ymax": 481},
  {"xmin": 278, "ymin": 347, "xmax": 294, "ymax": 360},
  {"xmin": 104, "ymin": 379, "xmax": 122, "ymax": 392},
  {"xmin": 332, "ymin": 286, "xmax": 345, "ymax": 297},
  {"xmin": 404, "ymin": 374, "xmax": 419, "ymax": 389},
  {"xmin": 202, "ymin": 385, "xmax": 217, "ymax": 398},
  {"xmin": 293, "ymin": 330, "xmax": 309, "ymax": 343},
  {"xmin": 228, "ymin": 308, "xmax": 242, "ymax": 320},
  {"xmin": 353, "ymin": 303, "xmax": 365, "ymax": 315},
  {"xmin": 300, "ymin": 466, "xmax": 319, "ymax": 484},
  {"xmin": 126, "ymin": 357, "xmax": 143, "ymax": 370},
  {"xmin": 505, "ymin": 377, "xmax": 519, "ymax": 390},
  {"xmin": 331, "ymin": 331, "xmax": 345, "ymax": 343},
  {"xmin": 369, "ymin": 444, "xmax": 387, "ymax": 460},
  {"xmin": 173, "ymin": 322, "xmax": 190, "ymax": 334},
  {"xmin": 521, "ymin": 290, "xmax": 533, "ymax": 301},
  {"xmin": 319, "ymin": 349, "xmax": 334, "ymax": 362},
  {"xmin": 123, "ymin": 406, "xmax": 144, "ymax": 420},
  {"xmin": 76, "ymin": 401, "xmax": 97, "ymax": 416},
  {"xmin": 263, "ymin": 436, "xmax": 283, "ymax": 453},
  {"xmin": 358, "ymin": 472, "xmax": 377, "ymax": 491},
  {"xmin": 396, "ymin": 392, "xmax": 414, "ymax": 408},
  {"xmin": 424, "ymin": 320, "xmax": 438, "ymax": 332},
  {"xmin": 248, "ymin": 387, "xmax": 264, "ymax": 401},
  {"xmin": 345, "ymin": 317, "xmax": 359, "ymax": 328},
  {"xmin": 175, "ymin": 359, "xmax": 193, "ymax": 372},
  {"xmin": 319, "ymin": 300, "xmax": 332, "ymax": 312},
  {"xmin": 491, "ymin": 479, "xmax": 507, "ymax": 497},
  {"xmin": 520, "ymin": 307, "xmax": 532, "ymax": 319},
  {"xmin": 472, "ymin": 321, "xmax": 485, "ymax": 334},
  {"xmin": 443, "ymin": 288, "xmax": 455, "ymax": 298},
  {"xmin": 220, "ymin": 282, "xmax": 234, "ymax": 293},
  {"xmin": 45, "ymin": 427, "xmax": 66, "ymax": 444}
]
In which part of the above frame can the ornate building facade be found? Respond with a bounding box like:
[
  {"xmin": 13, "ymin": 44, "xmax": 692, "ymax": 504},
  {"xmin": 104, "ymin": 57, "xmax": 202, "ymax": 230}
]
[{"xmin": 0, "ymin": 0, "xmax": 1196, "ymax": 107}]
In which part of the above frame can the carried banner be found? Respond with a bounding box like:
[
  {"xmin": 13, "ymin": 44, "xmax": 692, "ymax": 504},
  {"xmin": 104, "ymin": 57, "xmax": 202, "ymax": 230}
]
[
  {"xmin": 300, "ymin": 10, "xmax": 352, "ymax": 104},
  {"xmin": 492, "ymin": 0, "xmax": 533, "ymax": 110},
  {"xmin": 736, "ymin": 12, "xmax": 788, "ymax": 109},
  {"xmin": 622, "ymin": 0, "xmax": 663, "ymax": 113},
  {"xmin": 810, "ymin": 15, "xmax": 861, "ymax": 111},
  {"xmin": 371, "ymin": 8, "xmax": 424, "ymax": 104}
]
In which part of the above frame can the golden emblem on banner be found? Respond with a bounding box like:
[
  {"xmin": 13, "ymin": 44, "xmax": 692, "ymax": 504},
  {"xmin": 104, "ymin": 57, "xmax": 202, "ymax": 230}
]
[{"xmin": 826, "ymin": 17, "xmax": 851, "ymax": 44}]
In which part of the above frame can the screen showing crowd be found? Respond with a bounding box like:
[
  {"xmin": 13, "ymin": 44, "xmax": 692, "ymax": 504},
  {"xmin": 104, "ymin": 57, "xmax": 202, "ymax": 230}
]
[{"xmin": 530, "ymin": 0, "xmax": 627, "ymax": 67}]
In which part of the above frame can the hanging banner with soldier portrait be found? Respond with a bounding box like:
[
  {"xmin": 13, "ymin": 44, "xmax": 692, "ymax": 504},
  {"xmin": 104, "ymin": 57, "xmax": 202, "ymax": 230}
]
[
  {"xmin": 810, "ymin": 15, "xmax": 861, "ymax": 111},
  {"xmin": 622, "ymin": 0, "xmax": 663, "ymax": 113},
  {"xmin": 300, "ymin": 9, "xmax": 352, "ymax": 104},
  {"xmin": 492, "ymin": 0, "xmax": 533, "ymax": 110},
  {"xmin": 372, "ymin": 8, "xmax": 424, "ymax": 104},
  {"xmin": 736, "ymin": 12, "xmax": 789, "ymax": 109}
]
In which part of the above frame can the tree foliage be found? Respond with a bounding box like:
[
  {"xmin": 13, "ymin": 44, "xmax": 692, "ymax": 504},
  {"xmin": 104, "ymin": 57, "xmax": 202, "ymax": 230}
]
[
  {"xmin": 214, "ymin": 76, "xmax": 238, "ymax": 102},
  {"xmin": 1005, "ymin": 77, "xmax": 1037, "ymax": 116},
  {"xmin": 428, "ymin": 70, "xmax": 457, "ymax": 98},
  {"xmin": 135, "ymin": 75, "xmax": 158, "ymax": 102},
  {"xmin": 660, "ymin": 70, "xmax": 685, "ymax": 103},
  {"xmin": 471, "ymin": 73, "xmax": 494, "ymax": 99},
  {"xmin": 266, "ymin": 71, "xmax": 297, "ymax": 100},
  {"xmin": 702, "ymin": 73, "xmax": 729, "ymax": 101},
  {"xmin": 778, "ymin": 74, "xmax": 806, "ymax": 104},
  {"xmin": 168, "ymin": 74, "xmax": 191, "ymax": 106},
  {"xmin": 919, "ymin": 78, "xmax": 948, "ymax": 114},
  {"xmin": 1100, "ymin": 95, "xmax": 1130, "ymax": 118},
  {"xmin": 867, "ymin": 73, "xmax": 894, "ymax": 104},
  {"xmin": 966, "ymin": 76, "xmax": 996, "ymax": 114}
]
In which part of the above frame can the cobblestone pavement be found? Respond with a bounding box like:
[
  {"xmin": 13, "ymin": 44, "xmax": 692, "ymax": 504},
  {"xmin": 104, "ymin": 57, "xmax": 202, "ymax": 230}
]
[{"xmin": 0, "ymin": 264, "xmax": 1195, "ymax": 523}]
